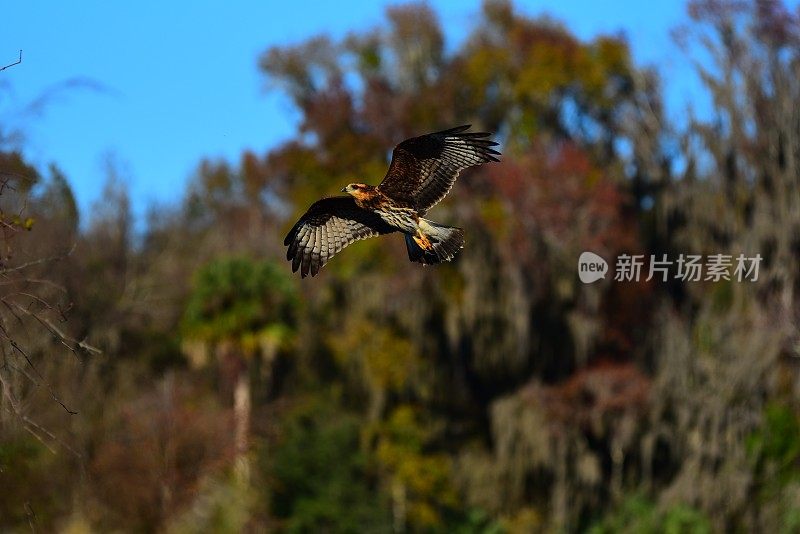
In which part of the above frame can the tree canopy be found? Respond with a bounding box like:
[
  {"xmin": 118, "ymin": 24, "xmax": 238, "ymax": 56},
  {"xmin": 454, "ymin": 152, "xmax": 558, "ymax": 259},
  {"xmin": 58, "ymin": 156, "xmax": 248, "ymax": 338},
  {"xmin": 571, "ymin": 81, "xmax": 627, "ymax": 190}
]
[{"xmin": 2, "ymin": 1, "xmax": 800, "ymax": 532}]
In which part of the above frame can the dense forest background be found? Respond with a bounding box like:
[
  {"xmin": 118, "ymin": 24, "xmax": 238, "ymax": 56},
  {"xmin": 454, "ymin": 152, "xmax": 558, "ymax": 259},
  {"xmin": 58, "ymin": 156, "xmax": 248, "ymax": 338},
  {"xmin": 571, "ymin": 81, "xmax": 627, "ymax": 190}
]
[{"xmin": 2, "ymin": 0, "xmax": 800, "ymax": 532}]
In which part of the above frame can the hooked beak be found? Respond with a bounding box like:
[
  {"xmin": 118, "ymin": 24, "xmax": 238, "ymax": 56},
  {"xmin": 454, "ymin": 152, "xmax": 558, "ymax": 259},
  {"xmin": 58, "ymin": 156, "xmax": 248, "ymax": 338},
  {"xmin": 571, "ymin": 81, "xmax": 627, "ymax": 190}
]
[{"xmin": 341, "ymin": 187, "xmax": 347, "ymax": 193}]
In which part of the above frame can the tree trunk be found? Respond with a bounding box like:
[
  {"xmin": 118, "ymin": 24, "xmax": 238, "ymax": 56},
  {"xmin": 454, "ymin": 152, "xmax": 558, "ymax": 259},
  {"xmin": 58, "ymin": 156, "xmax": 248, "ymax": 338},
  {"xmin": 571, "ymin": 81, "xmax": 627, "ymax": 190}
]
[{"xmin": 233, "ymin": 363, "xmax": 251, "ymax": 482}]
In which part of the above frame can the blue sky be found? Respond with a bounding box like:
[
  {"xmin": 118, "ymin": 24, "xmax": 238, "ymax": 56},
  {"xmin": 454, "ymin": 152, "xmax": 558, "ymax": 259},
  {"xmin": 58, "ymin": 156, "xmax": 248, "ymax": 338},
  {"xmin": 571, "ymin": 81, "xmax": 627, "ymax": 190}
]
[{"xmin": 2, "ymin": 1, "xmax": 694, "ymax": 222}]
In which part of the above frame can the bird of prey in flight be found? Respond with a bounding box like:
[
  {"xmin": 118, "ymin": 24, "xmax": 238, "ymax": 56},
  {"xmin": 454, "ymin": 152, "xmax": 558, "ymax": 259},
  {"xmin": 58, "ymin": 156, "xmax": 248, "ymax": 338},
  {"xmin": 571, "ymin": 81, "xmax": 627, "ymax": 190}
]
[{"xmin": 284, "ymin": 125, "xmax": 500, "ymax": 278}]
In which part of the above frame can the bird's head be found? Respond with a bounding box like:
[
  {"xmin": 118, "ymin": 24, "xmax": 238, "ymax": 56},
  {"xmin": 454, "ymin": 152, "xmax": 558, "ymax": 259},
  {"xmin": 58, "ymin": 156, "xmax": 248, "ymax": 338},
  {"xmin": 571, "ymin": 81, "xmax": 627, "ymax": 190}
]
[{"xmin": 341, "ymin": 183, "xmax": 372, "ymax": 197}]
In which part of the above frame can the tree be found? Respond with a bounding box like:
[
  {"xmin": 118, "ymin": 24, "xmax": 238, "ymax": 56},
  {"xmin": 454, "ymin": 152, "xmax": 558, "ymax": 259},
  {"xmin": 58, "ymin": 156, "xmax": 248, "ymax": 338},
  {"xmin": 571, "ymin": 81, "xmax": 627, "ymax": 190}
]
[{"xmin": 182, "ymin": 257, "xmax": 297, "ymax": 479}]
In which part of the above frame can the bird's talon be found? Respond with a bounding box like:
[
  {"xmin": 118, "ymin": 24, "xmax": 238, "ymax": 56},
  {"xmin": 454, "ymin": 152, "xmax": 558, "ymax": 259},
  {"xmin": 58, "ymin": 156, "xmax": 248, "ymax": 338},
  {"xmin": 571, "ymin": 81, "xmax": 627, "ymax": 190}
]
[{"xmin": 413, "ymin": 233, "xmax": 433, "ymax": 251}]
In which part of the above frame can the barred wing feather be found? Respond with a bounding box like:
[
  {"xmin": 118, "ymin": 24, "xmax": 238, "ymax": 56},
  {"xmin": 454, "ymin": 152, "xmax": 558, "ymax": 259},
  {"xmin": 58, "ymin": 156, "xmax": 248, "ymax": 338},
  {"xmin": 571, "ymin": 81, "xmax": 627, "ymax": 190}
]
[
  {"xmin": 377, "ymin": 125, "xmax": 500, "ymax": 213},
  {"xmin": 283, "ymin": 196, "xmax": 395, "ymax": 278}
]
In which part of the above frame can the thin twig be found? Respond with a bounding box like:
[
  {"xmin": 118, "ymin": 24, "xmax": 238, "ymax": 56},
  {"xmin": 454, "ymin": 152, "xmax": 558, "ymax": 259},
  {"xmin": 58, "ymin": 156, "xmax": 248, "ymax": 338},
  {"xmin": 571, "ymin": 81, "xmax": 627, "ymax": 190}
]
[
  {"xmin": 0, "ymin": 50, "xmax": 22, "ymax": 73},
  {"xmin": 0, "ymin": 243, "xmax": 76, "ymax": 275},
  {"xmin": 77, "ymin": 339, "xmax": 102, "ymax": 355},
  {"xmin": 18, "ymin": 292, "xmax": 56, "ymax": 311},
  {"xmin": 3, "ymin": 358, "xmax": 41, "ymax": 389},
  {"xmin": 21, "ymin": 412, "xmax": 82, "ymax": 458},
  {"xmin": 0, "ymin": 373, "xmax": 51, "ymax": 455},
  {"xmin": 22, "ymin": 279, "xmax": 70, "ymax": 295},
  {"xmin": 3, "ymin": 298, "xmax": 101, "ymax": 356},
  {"xmin": 1, "ymin": 299, "xmax": 24, "ymax": 325},
  {"xmin": 2, "ymin": 331, "xmax": 78, "ymax": 415},
  {"xmin": 22, "ymin": 424, "xmax": 57, "ymax": 455},
  {"xmin": 0, "ymin": 376, "xmax": 81, "ymax": 458},
  {"xmin": 24, "ymin": 501, "xmax": 36, "ymax": 533},
  {"xmin": 0, "ymin": 315, "xmax": 82, "ymax": 414}
]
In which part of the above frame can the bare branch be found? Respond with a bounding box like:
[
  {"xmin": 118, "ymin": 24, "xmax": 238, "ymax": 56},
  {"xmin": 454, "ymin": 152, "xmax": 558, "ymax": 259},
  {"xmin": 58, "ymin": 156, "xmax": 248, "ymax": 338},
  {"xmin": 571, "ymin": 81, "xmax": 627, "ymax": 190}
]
[
  {"xmin": 1, "ymin": 329, "xmax": 78, "ymax": 415},
  {"xmin": 2, "ymin": 297, "xmax": 101, "ymax": 356},
  {"xmin": 22, "ymin": 423, "xmax": 57, "ymax": 455},
  {"xmin": 20, "ymin": 412, "xmax": 81, "ymax": 458},
  {"xmin": 0, "ymin": 50, "xmax": 22, "ymax": 73},
  {"xmin": 24, "ymin": 501, "xmax": 36, "ymax": 533},
  {"xmin": 1, "ymin": 373, "xmax": 82, "ymax": 458},
  {"xmin": 0, "ymin": 243, "xmax": 76, "ymax": 276}
]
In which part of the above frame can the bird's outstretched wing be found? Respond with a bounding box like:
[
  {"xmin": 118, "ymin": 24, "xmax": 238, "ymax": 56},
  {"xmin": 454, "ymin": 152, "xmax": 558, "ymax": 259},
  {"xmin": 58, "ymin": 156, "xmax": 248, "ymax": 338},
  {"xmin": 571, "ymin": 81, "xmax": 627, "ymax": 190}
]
[
  {"xmin": 284, "ymin": 196, "xmax": 395, "ymax": 278},
  {"xmin": 377, "ymin": 125, "xmax": 500, "ymax": 213}
]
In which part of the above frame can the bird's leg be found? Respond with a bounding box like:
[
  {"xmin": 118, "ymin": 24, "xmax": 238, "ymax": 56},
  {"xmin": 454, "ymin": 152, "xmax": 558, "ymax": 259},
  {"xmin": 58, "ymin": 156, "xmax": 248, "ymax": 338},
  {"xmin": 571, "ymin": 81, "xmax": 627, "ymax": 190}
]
[{"xmin": 412, "ymin": 228, "xmax": 433, "ymax": 250}]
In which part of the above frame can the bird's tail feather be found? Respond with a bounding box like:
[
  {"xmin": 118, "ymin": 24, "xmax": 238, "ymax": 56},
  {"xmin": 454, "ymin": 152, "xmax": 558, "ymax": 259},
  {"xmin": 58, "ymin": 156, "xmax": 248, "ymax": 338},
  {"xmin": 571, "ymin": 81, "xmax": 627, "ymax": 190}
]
[{"xmin": 405, "ymin": 219, "xmax": 464, "ymax": 265}]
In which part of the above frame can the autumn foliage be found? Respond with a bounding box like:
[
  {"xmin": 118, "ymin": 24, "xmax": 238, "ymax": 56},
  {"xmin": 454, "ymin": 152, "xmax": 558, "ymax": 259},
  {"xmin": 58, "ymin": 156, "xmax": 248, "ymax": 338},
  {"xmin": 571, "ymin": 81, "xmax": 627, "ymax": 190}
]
[{"xmin": 2, "ymin": 1, "xmax": 800, "ymax": 532}]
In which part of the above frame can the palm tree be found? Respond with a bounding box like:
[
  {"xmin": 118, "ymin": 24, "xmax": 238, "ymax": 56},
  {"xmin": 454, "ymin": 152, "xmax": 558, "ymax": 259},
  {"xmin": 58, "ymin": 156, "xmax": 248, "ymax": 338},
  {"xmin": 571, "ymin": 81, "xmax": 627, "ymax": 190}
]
[{"xmin": 182, "ymin": 257, "xmax": 297, "ymax": 479}]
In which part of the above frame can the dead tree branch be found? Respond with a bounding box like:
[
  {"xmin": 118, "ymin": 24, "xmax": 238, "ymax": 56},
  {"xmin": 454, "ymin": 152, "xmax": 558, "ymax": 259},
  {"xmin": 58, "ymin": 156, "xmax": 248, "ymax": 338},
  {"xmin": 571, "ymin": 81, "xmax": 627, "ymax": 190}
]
[{"xmin": 0, "ymin": 50, "xmax": 22, "ymax": 73}]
